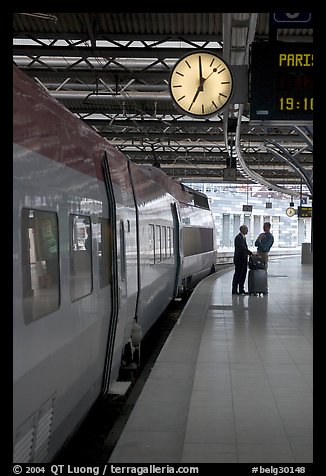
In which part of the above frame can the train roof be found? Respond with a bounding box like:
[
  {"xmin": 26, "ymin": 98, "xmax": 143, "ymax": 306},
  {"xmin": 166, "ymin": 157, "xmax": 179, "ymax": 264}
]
[{"xmin": 137, "ymin": 164, "xmax": 210, "ymax": 210}]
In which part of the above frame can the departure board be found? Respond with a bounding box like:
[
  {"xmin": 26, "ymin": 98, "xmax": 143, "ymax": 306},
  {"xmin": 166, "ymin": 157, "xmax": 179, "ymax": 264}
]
[
  {"xmin": 250, "ymin": 42, "xmax": 313, "ymax": 122},
  {"xmin": 297, "ymin": 206, "xmax": 312, "ymax": 218}
]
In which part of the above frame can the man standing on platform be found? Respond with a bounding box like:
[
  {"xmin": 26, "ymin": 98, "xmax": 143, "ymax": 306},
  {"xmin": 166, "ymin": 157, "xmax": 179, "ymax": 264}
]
[
  {"xmin": 232, "ymin": 224, "xmax": 253, "ymax": 295},
  {"xmin": 255, "ymin": 221, "xmax": 274, "ymax": 270}
]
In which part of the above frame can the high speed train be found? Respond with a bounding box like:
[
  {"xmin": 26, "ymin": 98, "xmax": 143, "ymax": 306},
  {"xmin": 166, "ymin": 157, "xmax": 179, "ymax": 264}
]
[{"xmin": 13, "ymin": 65, "xmax": 217, "ymax": 463}]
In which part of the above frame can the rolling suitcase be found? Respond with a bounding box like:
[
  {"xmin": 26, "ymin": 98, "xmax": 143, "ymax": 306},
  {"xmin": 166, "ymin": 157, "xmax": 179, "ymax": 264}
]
[
  {"xmin": 248, "ymin": 268, "xmax": 268, "ymax": 294},
  {"xmin": 248, "ymin": 255, "xmax": 267, "ymax": 294}
]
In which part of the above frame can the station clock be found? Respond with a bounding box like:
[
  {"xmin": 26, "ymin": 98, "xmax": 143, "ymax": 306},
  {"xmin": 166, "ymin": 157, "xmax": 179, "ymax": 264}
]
[
  {"xmin": 286, "ymin": 207, "xmax": 296, "ymax": 217},
  {"xmin": 169, "ymin": 51, "xmax": 234, "ymax": 118}
]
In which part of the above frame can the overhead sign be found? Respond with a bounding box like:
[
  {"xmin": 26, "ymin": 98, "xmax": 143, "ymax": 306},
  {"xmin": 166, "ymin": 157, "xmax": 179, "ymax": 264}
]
[
  {"xmin": 271, "ymin": 12, "xmax": 313, "ymax": 28},
  {"xmin": 250, "ymin": 42, "xmax": 313, "ymax": 122},
  {"xmin": 242, "ymin": 204, "xmax": 253, "ymax": 212},
  {"xmin": 297, "ymin": 206, "xmax": 312, "ymax": 217}
]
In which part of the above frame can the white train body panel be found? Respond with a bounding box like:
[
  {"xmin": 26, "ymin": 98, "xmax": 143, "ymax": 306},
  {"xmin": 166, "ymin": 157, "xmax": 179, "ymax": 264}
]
[
  {"xmin": 129, "ymin": 162, "xmax": 178, "ymax": 336},
  {"xmin": 13, "ymin": 148, "xmax": 112, "ymax": 462},
  {"xmin": 13, "ymin": 67, "xmax": 137, "ymax": 462},
  {"xmin": 13, "ymin": 66, "xmax": 217, "ymax": 463}
]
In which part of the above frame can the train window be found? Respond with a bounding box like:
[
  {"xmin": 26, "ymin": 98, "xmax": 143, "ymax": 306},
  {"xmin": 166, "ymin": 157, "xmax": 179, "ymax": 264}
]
[
  {"xmin": 167, "ymin": 227, "xmax": 171, "ymax": 258},
  {"xmin": 168, "ymin": 227, "xmax": 174, "ymax": 258},
  {"xmin": 148, "ymin": 224, "xmax": 155, "ymax": 264},
  {"xmin": 98, "ymin": 218, "xmax": 112, "ymax": 288},
  {"xmin": 193, "ymin": 192, "xmax": 209, "ymax": 209},
  {"xmin": 155, "ymin": 225, "xmax": 161, "ymax": 263},
  {"xmin": 69, "ymin": 214, "xmax": 92, "ymax": 301},
  {"xmin": 21, "ymin": 209, "xmax": 60, "ymax": 324},
  {"xmin": 162, "ymin": 226, "xmax": 167, "ymax": 260},
  {"xmin": 183, "ymin": 227, "xmax": 214, "ymax": 257}
]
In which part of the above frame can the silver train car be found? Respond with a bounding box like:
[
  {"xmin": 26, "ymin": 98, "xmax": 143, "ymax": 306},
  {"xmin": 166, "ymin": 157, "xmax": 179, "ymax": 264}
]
[{"xmin": 13, "ymin": 65, "xmax": 217, "ymax": 463}]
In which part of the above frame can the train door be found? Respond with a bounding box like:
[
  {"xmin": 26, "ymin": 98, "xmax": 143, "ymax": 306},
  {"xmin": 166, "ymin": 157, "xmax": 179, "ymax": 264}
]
[
  {"xmin": 101, "ymin": 152, "xmax": 138, "ymax": 393},
  {"xmin": 101, "ymin": 153, "xmax": 120, "ymax": 393},
  {"xmin": 171, "ymin": 202, "xmax": 181, "ymax": 297}
]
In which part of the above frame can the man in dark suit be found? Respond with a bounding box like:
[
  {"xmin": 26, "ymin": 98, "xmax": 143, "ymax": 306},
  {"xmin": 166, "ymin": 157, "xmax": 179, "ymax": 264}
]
[{"xmin": 232, "ymin": 224, "xmax": 253, "ymax": 295}]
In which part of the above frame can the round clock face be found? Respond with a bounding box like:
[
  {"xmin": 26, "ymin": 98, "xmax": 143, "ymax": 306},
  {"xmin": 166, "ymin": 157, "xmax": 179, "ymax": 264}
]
[
  {"xmin": 169, "ymin": 51, "xmax": 234, "ymax": 118},
  {"xmin": 286, "ymin": 207, "xmax": 296, "ymax": 217}
]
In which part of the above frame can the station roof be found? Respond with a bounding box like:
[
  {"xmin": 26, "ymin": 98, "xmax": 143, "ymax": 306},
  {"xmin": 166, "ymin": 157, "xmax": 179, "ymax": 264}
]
[{"xmin": 13, "ymin": 12, "xmax": 313, "ymax": 198}]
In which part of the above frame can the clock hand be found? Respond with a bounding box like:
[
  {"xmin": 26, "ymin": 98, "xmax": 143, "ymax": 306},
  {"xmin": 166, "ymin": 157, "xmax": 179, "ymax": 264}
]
[
  {"xmin": 193, "ymin": 67, "xmax": 219, "ymax": 106},
  {"xmin": 199, "ymin": 55, "xmax": 203, "ymax": 83},
  {"xmin": 189, "ymin": 57, "xmax": 205, "ymax": 110},
  {"xmin": 202, "ymin": 66, "xmax": 219, "ymax": 84},
  {"xmin": 189, "ymin": 70, "xmax": 214, "ymax": 111},
  {"xmin": 189, "ymin": 86, "xmax": 201, "ymax": 110}
]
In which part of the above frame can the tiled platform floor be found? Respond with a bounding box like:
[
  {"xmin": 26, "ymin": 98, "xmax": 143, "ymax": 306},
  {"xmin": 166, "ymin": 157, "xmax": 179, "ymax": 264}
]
[{"xmin": 109, "ymin": 256, "xmax": 313, "ymax": 463}]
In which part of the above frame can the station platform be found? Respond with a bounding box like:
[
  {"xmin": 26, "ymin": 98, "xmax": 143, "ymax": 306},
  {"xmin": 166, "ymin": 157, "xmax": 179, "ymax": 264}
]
[{"xmin": 108, "ymin": 256, "xmax": 313, "ymax": 464}]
